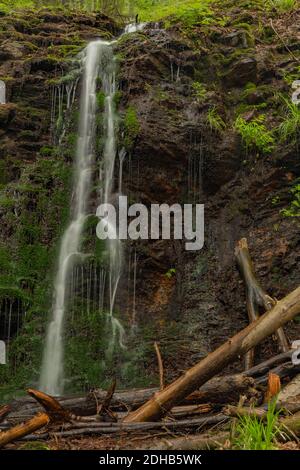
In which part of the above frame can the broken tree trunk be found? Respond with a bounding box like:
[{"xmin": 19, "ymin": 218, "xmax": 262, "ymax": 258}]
[
  {"xmin": 0, "ymin": 413, "xmax": 50, "ymax": 448},
  {"xmin": 0, "ymin": 389, "xmax": 71, "ymax": 448},
  {"xmin": 123, "ymin": 285, "xmax": 300, "ymax": 423},
  {"xmin": 0, "ymin": 405, "xmax": 11, "ymax": 423},
  {"xmin": 235, "ymin": 238, "xmax": 289, "ymax": 369}
]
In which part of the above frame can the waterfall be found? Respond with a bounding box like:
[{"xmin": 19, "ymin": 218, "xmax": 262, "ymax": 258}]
[
  {"xmin": 40, "ymin": 40, "xmax": 114, "ymax": 395},
  {"xmin": 40, "ymin": 22, "xmax": 145, "ymax": 395}
]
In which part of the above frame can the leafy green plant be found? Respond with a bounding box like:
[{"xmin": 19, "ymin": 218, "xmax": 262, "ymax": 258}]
[
  {"xmin": 233, "ymin": 400, "xmax": 281, "ymax": 450},
  {"xmin": 268, "ymin": 0, "xmax": 298, "ymax": 12},
  {"xmin": 277, "ymin": 95, "xmax": 300, "ymax": 144},
  {"xmin": 281, "ymin": 184, "xmax": 300, "ymax": 217},
  {"xmin": 234, "ymin": 114, "xmax": 275, "ymax": 154},
  {"xmin": 96, "ymin": 91, "xmax": 106, "ymax": 111},
  {"xmin": 207, "ymin": 107, "xmax": 226, "ymax": 133},
  {"xmin": 192, "ymin": 81, "xmax": 207, "ymax": 102},
  {"xmin": 165, "ymin": 268, "xmax": 176, "ymax": 279}
]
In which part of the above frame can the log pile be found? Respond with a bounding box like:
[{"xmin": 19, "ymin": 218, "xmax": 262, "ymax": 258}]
[{"xmin": 1, "ymin": 238, "xmax": 300, "ymax": 449}]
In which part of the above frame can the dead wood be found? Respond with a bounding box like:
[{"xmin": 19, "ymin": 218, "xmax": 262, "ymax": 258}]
[
  {"xmin": 0, "ymin": 405, "xmax": 11, "ymax": 423},
  {"xmin": 18, "ymin": 414, "xmax": 230, "ymax": 441},
  {"xmin": 265, "ymin": 373, "xmax": 281, "ymax": 403},
  {"xmin": 123, "ymin": 284, "xmax": 300, "ymax": 422},
  {"xmin": 154, "ymin": 342, "xmax": 164, "ymax": 390},
  {"xmin": 235, "ymin": 238, "xmax": 289, "ymax": 369},
  {"xmin": 223, "ymin": 405, "xmax": 267, "ymax": 420},
  {"xmin": 278, "ymin": 373, "xmax": 300, "ymax": 406},
  {"xmin": 0, "ymin": 389, "xmax": 72, "ymax": 448},
  {"xmin": 98, "ymin": 379, "xmax": 117, "ymax": 422},
  {"xmin": 27, "ymin": 389, "xmax": 72, "ymax": 422},
  {"xmin": 0, "ymin": 413, "xmax": 50, "ymax": 448}
]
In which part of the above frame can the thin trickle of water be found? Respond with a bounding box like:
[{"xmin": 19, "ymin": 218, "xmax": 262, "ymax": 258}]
[
  {"xmin": 0, "ymin": 80, "xmax": 6, "ymax": 104},
  {"xmin": 118, "ymin": 147, "xmax": 127, "ymax": 194}
]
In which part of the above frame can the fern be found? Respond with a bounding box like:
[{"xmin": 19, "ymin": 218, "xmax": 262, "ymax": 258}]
[{"xmin": 235, "ymin": 114, "xmax": 275, "ymax": 154}]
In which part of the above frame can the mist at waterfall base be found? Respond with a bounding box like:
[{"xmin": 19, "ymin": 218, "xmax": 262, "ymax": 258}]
[{"xmin": 40, "ymin": 40, "xmax": 124, "ymax": 396}]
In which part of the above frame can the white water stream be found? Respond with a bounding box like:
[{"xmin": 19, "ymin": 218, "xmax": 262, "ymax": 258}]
[{"xmin": 40, "ymin": 24, "xmax": 146, "ymax": 395}]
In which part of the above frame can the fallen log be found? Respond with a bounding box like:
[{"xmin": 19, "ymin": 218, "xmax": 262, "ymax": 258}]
[
  {"xmin": 18, "ymin": 414, "xmax": 230, "ymax": 441},
  {"xmin": 0, "ymin": 413, "xmax": 50, "ymax": 448},
  {"xmin": 0, "ymin": 389, "xmax": 71, "ymax": 448},
  {"xmin": 27, "ymin": 389, "xmax": 72, "ymax": 422},
  {"xmin": 223, "ymin": 405, "xmax": 268, "ymax": 420},
  {"xmin": 278, "ymin": 373, "xmax": 300, "ymax": 406},
  {"xmin": 281, "ymin": 411, "xmax": 300, "ymax": 437},
  {"xmin": 245, "ymin": 350, "xmax": 293, "ymax": 378},
  {"xmin": 235, "ymin": 238, "xmax": 289, "ymax": 369},
  {"xmin": 5, "ymin": 374, "xmax": 257, "ymax": 424},
  {"xmin": 123, "ymin": 285, "xmax": 300, "ymax": 422},
  {"xmin": 0, "ymin": 405, "xmax": 11, "ymax": 423}
]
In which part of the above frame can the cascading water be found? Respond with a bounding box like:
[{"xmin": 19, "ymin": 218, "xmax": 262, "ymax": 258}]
[
  {"xmin": 40, "ymin": 40, "xmax": 121, "ymax": 395},
  {"xmin": 40, "ymin": 23, "xmax": 147, "ymax": 395}
]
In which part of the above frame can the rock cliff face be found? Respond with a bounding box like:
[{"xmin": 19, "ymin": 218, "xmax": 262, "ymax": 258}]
[{"xmin": 0, "ymin": 4, "xmax": 300, "ymax": 397}]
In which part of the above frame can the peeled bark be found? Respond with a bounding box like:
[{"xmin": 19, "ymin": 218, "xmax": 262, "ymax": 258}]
[
  {"xmin": 124, "ymin": 285, "xmax": 300, "ymax": 423},
  {"xmin": 235, "ymin": 238, "xmax": 289, "ymax": 369}
]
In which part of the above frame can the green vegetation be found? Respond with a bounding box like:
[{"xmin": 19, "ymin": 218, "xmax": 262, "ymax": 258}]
[
  {"xmin": 96, "ymin": 90, "xmax": 106, "ymax": 111},
  {"xmin": 123, "ymin": 105, "xmax": 140, "ymax": 150},
  {"xmin": 233, "ymin": 400, "xmax": 281, "ymax": 450},
  {"xmin": 281, "ymin": 184, "xmax": 300, "ymax": 217},
  {"xmin": 277, "ymin": 95, "xmax": 300, "ymax": 144},
  {"xmin": 192, "ymin": 81, "xmax": 207, "ymax": 102},
  {"xmin": 269, "ymin": 0, "xmax": 298, "ymax": 12},
  {"xmin": 165, "ymin": 268, "xmax": 176, "ymax": 279},
  {"xmin": 235, "ymin": 115, "xmax": 275, "ymax": 155},
  {"xmin": 207, "ymin": 106, "xmax": 226, "ymax": 133}
]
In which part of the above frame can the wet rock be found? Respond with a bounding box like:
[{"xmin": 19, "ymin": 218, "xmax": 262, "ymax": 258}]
[
  {"xmin": 221, "ymin": 31, "xmax": 251, "ymax": 48},
  {"xmin": 224, "ymin": 55, "xmax": 257, "ymax": 86},
  {"xmin": 0, "ymin": 103, "xmax": 16, "ymax": 127},
  {"xmin": 0, "ymin": 40, "xmax": 25, "ymax": 61}
]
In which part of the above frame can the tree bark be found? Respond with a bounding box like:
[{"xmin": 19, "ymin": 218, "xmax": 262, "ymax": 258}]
[
  {"xmin": 0, "ymin": 413, "xmax": 49, "ymax": 448},
  {"xmin": 123, "ymin": 285, "xmax": 300, "ymax": 423},
  {"xmin": 235, "ymin": 238, "xmax": 289, "ymax": 369},
  {"xmin": 0, "ymin": 405, "xmax": 11, "ymax": 423},
  {"xmin": 154, "ymin": 342, "xmax": 164, "ymax": 390}
]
